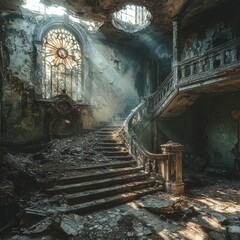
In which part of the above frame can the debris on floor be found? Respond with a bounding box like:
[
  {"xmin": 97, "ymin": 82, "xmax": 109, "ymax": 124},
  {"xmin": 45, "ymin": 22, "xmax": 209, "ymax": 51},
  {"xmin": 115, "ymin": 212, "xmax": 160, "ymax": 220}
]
[{"xmin": 0, "ymin": 131, "xmax": 240, "ymax": 239}]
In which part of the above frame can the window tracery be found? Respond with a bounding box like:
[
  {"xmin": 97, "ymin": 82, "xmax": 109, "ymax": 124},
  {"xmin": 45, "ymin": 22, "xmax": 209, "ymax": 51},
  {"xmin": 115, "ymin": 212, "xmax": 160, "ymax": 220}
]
[{"xmin": 42, "ymin": 28, "xmax": 82, "ymax": 101}]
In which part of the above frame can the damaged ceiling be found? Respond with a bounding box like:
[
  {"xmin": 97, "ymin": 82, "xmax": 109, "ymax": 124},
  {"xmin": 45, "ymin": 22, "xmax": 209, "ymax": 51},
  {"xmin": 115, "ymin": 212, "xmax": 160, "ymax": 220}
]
[{"xmin": 0, "ymin": 0, "xmax": 234, "ymax": 42}]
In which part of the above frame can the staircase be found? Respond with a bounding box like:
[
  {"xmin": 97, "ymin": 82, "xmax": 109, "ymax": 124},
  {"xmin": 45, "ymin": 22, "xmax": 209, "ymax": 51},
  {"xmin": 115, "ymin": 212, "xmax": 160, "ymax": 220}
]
[{"xmin": 25, "ymin": 125, "xmax": 163, "ymax": 217}]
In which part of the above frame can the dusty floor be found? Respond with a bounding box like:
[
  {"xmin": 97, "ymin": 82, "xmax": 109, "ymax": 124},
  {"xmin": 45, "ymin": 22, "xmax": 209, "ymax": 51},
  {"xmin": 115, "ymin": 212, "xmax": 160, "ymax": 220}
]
[{"xmin": 0, "ymin": 132, "xmax": 240, "ymax": 240}]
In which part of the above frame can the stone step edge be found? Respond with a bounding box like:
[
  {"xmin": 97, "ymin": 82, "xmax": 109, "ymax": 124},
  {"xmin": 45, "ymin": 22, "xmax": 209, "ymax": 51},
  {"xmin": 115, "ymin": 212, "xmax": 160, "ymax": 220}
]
[
  {"xmin": 95, "ymin": 146, "xmax": 127, "ymax": 151},
  {"xmin": 46, "ymin": 172, "xmax": 149, "ymax": 194},
  {"xmin": 49, "ymin": 179, "xmax": 157, "ymax": 204},
  {"xmin": 97, "ymin": 143, "xmax": 125, "ymax": 147},
  {"xmin": 109, "ymin": 155, "xmax": 133, "ymax": 160},
  {"xmin": 63, "ymin": 187, "xmax": 163, "ymax": 215},
  {"xmin": 26, "ymin": 186, "xmax": 163, "ymax": 216},
  {"xmin": 60, "ymin": 160, "xmax": 137, "ymax": 171},
  {"xmin": 58, "ymin": 166, "xmax": 144, "ymax": 185},
  {"xmin": 102, "ymin": 151, "xmax": 129, "ymax": 156}
]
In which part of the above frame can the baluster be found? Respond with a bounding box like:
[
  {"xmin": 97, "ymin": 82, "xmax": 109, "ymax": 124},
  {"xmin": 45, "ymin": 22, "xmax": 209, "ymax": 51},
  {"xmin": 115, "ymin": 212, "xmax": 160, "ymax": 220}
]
[
  {"xmin": 181, "ymin": 65, "xmax": 186, "ymax": 78},
  {"xmin": 145, "ymin": 157, "xmax": 150, "ymax": 173},
  {"xmin": 142, "ymin": 156, "xmax": 146, "ymax": 170},
  {"xmin": 219, "ymin": 51, "xmax": 225, "ymax": 66},
  {"xmin": 198, "ymin": 60, "xmax": 203, "ymax": 73},
  {"xmin": 190, "ymin": 63, "xmax": 194, "ymax": 75},
  {"xmin": 160, "ymin": 158, "xmax": 164, "ymax": 179},
  {"xmin": 156, "ymin": 157, "xmax": 162, "ymax": 179},
  {"xmin": 232, "ymin": 47, "xmax": 238, "ymax": 62},
  {"xmin": 209, "ymin": 56, "xmax": 214, "ymax": 70},
  {"xmin": 151, "ymin": 158, "xmax": 156, "ymax": 177}
]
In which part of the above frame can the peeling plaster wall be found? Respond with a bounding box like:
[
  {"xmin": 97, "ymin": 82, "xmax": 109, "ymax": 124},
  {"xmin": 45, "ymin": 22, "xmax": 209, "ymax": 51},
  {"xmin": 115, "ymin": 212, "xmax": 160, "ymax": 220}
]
[
  {"xmin": 0, "ymin": 12, "xmax": 143, "ymax": 143},
  {"xmin": 200, "ymin": 93, "xmax": 240, "ymax": 169},
  {"xmin": 139, "ymin": 123, "xmax": 152, "ymax": 152},
  {"xmin": 1, "ymin": 15, "xmax": 46, "ymax": 143},
  {"xmin": 156, "ymin": 93, "xmax": 240, "ymax": 170},
  {"xmin": 3, "ymin": 17, "xmax": 36, "ymax": 82},
  {"xmin": 157, "ymin": 105, "xmax": 203, "ymax": 157},
  {"xmin": 1, "ymin": 77, "xmax": 47, "ymax": 143},
  {"xmin": 86, "ymin": 39, "xmax": 141, "ymax": 123},
  {"xmin": 144, "ymin": 36, "xmax": 172, "ymax": 94},
  {"xmin": 181, "ymin": 3, "xmax": 240, "ymax": 60}
]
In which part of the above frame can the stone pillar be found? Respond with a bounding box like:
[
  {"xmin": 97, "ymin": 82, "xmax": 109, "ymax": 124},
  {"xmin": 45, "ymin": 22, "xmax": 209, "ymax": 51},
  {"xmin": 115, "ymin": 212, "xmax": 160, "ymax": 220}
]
[
  {"xmin": 161, "ymin": 141, "xmax": 184, "ymax": 195},
  {"xmin": 172, "ymin": 19, "xmax": 181, "ymax": 86}
]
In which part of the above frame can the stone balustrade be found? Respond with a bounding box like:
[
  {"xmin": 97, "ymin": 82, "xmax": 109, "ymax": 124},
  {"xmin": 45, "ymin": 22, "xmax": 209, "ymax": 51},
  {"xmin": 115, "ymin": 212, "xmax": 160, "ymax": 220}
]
[
  {"xmin": 120, "ymin": 37, "xmax": 240, "ymax": 196},
  {"xmin": 178, "ymin": 37, "xmax": 240, "ymax": 84}
]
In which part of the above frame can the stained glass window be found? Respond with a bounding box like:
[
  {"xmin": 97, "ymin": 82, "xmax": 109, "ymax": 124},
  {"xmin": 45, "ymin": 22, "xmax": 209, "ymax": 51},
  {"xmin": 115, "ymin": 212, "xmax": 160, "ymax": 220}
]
[{"xmin": 42, "ymin": 28, "xmax": 82, "ymax": 101}]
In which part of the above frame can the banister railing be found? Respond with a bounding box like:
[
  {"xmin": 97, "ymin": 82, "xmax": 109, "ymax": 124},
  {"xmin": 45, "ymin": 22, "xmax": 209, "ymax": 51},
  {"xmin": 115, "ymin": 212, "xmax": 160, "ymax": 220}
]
[
  {"xmin": 120, "ymin": 125, "xmax": 172, "ymax": 181},
  {"xmin": 120, "ymin": 37, "xmax": 240, "ymax": 195},
  {"xmin": 149, "ymin": 74, "xmax": 175, "ymax": 116},
  {"xmin": 119, "ymin": 73, "xmax": 184, "ymax": 194},
  {"xmin": 178, "ymin": 37, "xmax": 240, "ymax": 84},
  {"xmin": 126, "ymin": 73, "xmax": 175, "ymax": 136}
]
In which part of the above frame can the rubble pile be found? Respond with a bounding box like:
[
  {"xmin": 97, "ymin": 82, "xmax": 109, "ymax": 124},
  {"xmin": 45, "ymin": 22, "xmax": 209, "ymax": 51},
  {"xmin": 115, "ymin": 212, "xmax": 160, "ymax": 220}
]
[
  {"xmin": 0, "ymin": 132, "xmax": 112, "ymax": 233},
  {"xmin": 0, "ymin": 134, "xmax": 239, "ymax": 239}
]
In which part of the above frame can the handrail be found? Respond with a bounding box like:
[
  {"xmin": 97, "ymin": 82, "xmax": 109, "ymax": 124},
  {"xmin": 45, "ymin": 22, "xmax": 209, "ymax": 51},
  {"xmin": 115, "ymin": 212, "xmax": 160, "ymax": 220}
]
[
  {"xmin": 121, "ymin": 109, "xmax": 172, "ymax": 178},
  {"xmin": 120, "ymin": 73, "xmax": 175, "ymax": 179},
  {"xmin": 120, "ymin": 37, "xmax": 240, "ymax": 187}
]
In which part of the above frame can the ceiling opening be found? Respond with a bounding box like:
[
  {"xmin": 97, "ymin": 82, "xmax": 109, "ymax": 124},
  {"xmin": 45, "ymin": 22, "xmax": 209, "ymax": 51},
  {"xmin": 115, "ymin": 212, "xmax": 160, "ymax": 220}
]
[{"xmin": 112, "ymin": 4, "xmax": 152, "ymax": 33}]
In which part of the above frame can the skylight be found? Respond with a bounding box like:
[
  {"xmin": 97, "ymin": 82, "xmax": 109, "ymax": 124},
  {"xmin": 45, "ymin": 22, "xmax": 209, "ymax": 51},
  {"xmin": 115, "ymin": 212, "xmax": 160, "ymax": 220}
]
[{"xmin": 112, "ymin": 4, "xmax": 152, "ymax": 33}]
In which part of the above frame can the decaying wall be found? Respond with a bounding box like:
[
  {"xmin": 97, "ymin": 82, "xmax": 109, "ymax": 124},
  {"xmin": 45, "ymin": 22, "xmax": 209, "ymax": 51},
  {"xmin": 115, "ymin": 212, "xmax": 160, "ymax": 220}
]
[
  {"xmin": 181, "ymin": 3, "xmax": 240, "ymax": 60},
  {"xmin": 0, "ymin": 11, "xmax": 144, "ymax": 144},
  {"xmin": 200, "ymin": 93, "xmax": 240, "ymax": 169},
  {"xmin": 154, "ymin": 3, "xmax": 240, "ymax": 171},
  {"xmin": 0, "ymin": 15, "xmax": 47, "ymax": 143},
  {"xmin": 156, "ymin": 93, "xmax": 240, "ymax": 170},
  {"xmin": 144, "ymin": 36, "xmax": 172, "ymax": 94},
  {"xmin": 86, "ymin": 39, "xmax": 141, "ymax": 123}
]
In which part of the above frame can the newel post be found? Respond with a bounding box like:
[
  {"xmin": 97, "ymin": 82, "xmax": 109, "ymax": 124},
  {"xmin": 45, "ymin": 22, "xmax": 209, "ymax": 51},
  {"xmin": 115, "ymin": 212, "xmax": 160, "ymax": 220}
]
[{"xmin": 161, "ymin": 141, "xmax": 185, "ymax": 195}]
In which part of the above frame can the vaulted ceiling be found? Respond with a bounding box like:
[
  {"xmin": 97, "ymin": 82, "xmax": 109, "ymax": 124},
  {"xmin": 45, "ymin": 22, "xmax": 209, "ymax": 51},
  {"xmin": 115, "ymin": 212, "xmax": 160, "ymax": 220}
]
[{"xmin": 0, "ymin": 0, "xmax": 234, "ymax": 42}]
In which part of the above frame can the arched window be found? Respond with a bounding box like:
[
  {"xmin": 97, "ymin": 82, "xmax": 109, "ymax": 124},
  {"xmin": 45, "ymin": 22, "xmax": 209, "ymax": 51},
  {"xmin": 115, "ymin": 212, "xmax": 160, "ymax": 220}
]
[{"xmin": 42, "ymin": 28, "xmax": 82, "ymax": 101}]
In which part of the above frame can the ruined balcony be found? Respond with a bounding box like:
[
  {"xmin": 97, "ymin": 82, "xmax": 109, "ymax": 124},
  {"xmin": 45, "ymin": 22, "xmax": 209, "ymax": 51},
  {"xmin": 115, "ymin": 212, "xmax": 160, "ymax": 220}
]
[{"xmin": 178, "ymin": 37, "xmax": 240, "ymax": 90}]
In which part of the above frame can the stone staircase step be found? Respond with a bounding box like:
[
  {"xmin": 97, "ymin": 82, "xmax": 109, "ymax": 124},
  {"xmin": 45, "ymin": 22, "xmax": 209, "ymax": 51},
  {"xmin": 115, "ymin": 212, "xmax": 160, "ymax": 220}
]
[
  {"xmin": 97, "ymin": 128, "xmax": 119, "ymax": 132},
  {"xmin": 110, "ymin": 155, "xmax": 133, "ymax": 160},
  {"xmin": 26, "ymin": 186, "xmax": 162, "ymax": 217},
  {"xmin": 97, "ymin": 142, "xmax": 124, "ymax": 147},
  {"xmin": 63, "ymin": 160, "xmax": 137, "ymax": 171},
  {"xmin": 50, "ymin": 179, "xmax": 157, "ymax": 205},
  {"xmin": 61, "ymin": 187, "xmax": 163, "ymax": 215},
  {"xmin": 58, "ymin": 167, "xmax": 143, "ymax": 185},
  {"xmin": 95, "ymin": 146, "xmax": 127, "ymax": 152},
  {"xmin": 46, "ymin": 172, "xmax": 148, "ymax": 194},
  {"xmin": 96, "ymin": 131, "xmax": 115, "ymax": 136},
  {"xmin": 98, "ymin": 138, "xmax": 118, "ymax": 143},
  {"xmin": 102, "ymin": 151, "xmax": 129, "ymax": 156},
  {"xmin": 106, "ymin": 125, "xmax": 122, "ymax": 128}
]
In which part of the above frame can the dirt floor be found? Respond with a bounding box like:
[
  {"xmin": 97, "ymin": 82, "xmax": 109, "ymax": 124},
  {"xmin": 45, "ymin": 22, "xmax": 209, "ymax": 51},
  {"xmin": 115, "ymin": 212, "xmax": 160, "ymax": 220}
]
[{"xmin": 0, "ymin": 132, "xmax": 240, "ymax": 240}]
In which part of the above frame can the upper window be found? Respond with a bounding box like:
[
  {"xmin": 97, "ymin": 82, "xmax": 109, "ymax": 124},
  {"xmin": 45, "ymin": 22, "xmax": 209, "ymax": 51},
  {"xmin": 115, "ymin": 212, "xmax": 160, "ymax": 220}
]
[
  {"xmin": 42, "ymin": 28, "xmax": 82, "ymax": 101},
  {"xmin": 22, "ymin": 0, "xmax": 103, "ymax": 33},
  {"xmin": 112, "ymin": 4, "xmax": 152, "ymax": 33}
]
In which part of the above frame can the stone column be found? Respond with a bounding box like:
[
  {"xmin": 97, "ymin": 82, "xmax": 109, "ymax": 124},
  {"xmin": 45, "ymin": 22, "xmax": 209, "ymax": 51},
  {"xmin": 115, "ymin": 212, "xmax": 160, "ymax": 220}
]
[
  {"xmin": 172, "ymin": 19, "xmax": 181, "ymax": 86},
  {"xmin": 161, "ymin": 141, "xmax": 184, "ymax": 195}
]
